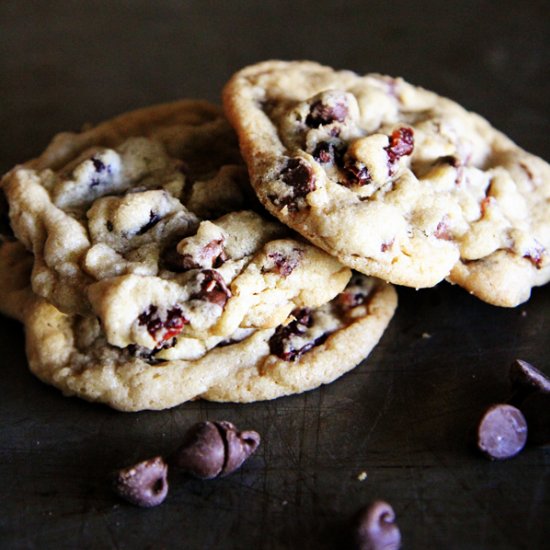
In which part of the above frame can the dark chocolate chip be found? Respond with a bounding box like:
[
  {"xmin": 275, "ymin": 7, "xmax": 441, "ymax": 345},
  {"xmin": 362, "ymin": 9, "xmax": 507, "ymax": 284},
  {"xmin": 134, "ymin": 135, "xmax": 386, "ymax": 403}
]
[
  {"xmin": 113, "ymin": 456, "xmax": 168, "ymax": 507},
  {"xmin": 477, "ymin": 404, "xmax": 527, "ymax": 460},
  {"xmin": 343, "ymin": 161, "xmax": 372, "ymax": 187},
  {"xmin": 268, "ymin": 307, "xmax": 328, "ymax": 361},
  {"xmin": 519, "ymin": 392, "xmax": 550, "ymax": 445},
  {"xmin": 355, "ymin": 500, "xmax": 401, "ymax": 550},
  {"xmin": 168, "ymin": 421, "xmax": 226, "ymax": 479},
  {"xmin": 280, "ymin": 158, "xmax": 316, "ymax": 198},
  {"xmin": 215, "ymin": 421, "xmax": 261, "ymax": 477},
  {"xmin": 191, "ymin": 269, "xmax": 231, "ymax": 308},
  {"xmin": 306, "ymin": 97, "xmax": 349, "ymax": 128},
  {"xmin": 509, "ymin": 359, "xmax": 550, "ymax": 404},
  {"xmin": 137, "ymin": 210, "xmax": 161, "ymax": 235},
  {"xmin": 91, "ymin": 156, "xmax": 106, "ymax": 173},
  {"xmin": 168, "ymin": 421, "xmax": 260, "ymax": 479}
]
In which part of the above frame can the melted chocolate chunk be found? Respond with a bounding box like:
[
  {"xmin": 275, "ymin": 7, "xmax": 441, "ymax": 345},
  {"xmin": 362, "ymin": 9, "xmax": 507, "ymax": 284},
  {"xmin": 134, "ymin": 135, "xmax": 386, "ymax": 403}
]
[
  {"xmin": 191, "ymin": 269, "xmax": 231, "ymax": 308},
  {"xmin": 477, "ymin": 404, "xmax": 527, "ymax": 460},
  {"xmin": 306, "ymin": 98, "xmax": 348, "ymax": 128},
  {"xmin": 280, "ymin": 158, "xmax": 316, "ymax": 197},
  {"xmin": 137, "ymin": 210, "xmax": 161, "ymax": 235},
  {"xmin": 269, "ymin": 308, "xmax": 327, "ymax": 361},
  {"xmin": 264, "ymin": 248, "xmax": 303, "ymax": 277},
  {"xmin": 343, "ymin": 161, "xmax": 372, "ymax": 187}
]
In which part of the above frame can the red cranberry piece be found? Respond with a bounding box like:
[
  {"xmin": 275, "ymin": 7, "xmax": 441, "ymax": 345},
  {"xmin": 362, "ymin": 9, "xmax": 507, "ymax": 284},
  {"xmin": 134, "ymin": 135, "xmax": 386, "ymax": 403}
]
[
  {"xmin": 385, "ymin": 127, "xmax": 414, "ymax": 174},
  {"xmin": 138, "ymin": 305, "xmax": 188, "ymax": 345},
  {"xmin": 306, "ymin": 97, "xmax": 348, "ymax": 128},
  {"xmin": 523, "ymin": 241, "xmax": 545, "ymax": 269},
  {"xmin": 280, "ymin": 158, "xmax": 316, "ymax": 197},
  {"xmin": 113, "ymin": 456, "xmax": 168, "ymax": 508},
  {"xmin": 477, "ymin": 404, "xmax": 527, "ymax": 460},
  {"xmin": 355, "ymin": 500, "xmax": 401, "ymax": 550},
  {"xmin": 136, "ymin": 210, "xmax": 161, "ymax": 235},
  {"xmin": 191, "ymin": 269, "xmax": 231, "ymax": 308}
]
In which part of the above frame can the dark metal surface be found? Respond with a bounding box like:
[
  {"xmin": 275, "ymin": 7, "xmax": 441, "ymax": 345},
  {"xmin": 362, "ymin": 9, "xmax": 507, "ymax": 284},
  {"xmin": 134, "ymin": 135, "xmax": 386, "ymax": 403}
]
[{"xmin": 0, "ymin": 2, "xmax": 548, "ymax": 548}]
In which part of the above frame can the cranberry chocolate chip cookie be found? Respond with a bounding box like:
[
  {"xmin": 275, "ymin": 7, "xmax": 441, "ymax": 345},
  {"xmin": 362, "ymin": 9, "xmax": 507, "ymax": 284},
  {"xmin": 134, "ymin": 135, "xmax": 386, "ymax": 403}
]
[
  {"xmin": 223, "ymin": 61, "xmax": 550, "ymax": 306},
  {"xmin": 0, "ymin": 240, "xmax": 396, "ymax": 411}
]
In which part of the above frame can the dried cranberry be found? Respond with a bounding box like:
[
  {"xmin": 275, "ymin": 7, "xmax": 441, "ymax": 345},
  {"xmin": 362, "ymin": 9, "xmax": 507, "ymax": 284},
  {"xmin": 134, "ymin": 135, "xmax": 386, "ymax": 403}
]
[
  {"xmin": 191, "ymin": 269, "xmax": 231, "ymax": 308},
  {"xmin": 137, "ymin": 210, "xmax": 161, "ymax": 235},
  {"xmin": 385, "ymin": 127, "xmax": 414, "ymax": 174},
  {"xmin": 138, "ymin": 305, "xmax": 188, "ymax": 345},
  {"xmin": 269, "ymin": 308, "xmax": 327, "ymax": 361},
  {"xmin": 306, "ymin": 98, "xmax": 348, "ymax": 128},
  {"xmin": 280, "ymin": 157, "xmax": 316, "ymax": 198},
  {"xmin": 523, "ymin": 242, "xmax": 545, "ymax": 269},
  {"xmin": 264, "ymin": 248, "xmax": 303, "ymax": 277}
]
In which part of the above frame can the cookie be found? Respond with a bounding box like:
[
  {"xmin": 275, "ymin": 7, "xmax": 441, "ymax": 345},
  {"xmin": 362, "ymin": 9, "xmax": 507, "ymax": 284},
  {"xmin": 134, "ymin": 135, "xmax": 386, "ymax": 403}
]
[
  {"xmin": 22, "ymin": 269, "xmax": 396, "ymax": 411},
  {"xmin": 223, "ymin": 60, "xmax": 550, "ymax": 306},
  {"xmin": 1, "ymin": 101, "xmax": 352, "ymax": 361},
  {"xmin": 1, "ymin": 100, "xmax": 249, "ymax": 315}
]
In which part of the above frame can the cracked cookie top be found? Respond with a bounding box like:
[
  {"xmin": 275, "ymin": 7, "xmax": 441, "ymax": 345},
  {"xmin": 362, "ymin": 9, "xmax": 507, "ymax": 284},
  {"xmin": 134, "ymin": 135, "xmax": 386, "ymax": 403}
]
[{"xmin": 223, "ymin": 61, "xmax": 550, "ymax": 306}]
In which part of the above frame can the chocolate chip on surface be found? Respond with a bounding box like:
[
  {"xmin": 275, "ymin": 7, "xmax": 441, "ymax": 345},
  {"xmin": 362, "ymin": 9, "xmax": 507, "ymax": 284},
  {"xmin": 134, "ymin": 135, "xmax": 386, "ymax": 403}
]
[
  {"xmin": 113, "ymin": 456, "xmax": 168, "ymax": 507},
  {"xmin": 509, "ymin": 359, "xmax": 550, "ymax": 394},
  {"xmin": 477, "ymin": 404, "xmax": 528, "ymax": 460},
  {"xmin": 355, "ymin": 500, "xmax": 401, "ymax": 550},
  {"xmin": 215, "ymin": 421, "xmax": 261, "ymax": 477},
  {"xmin": 168, "ymin": 421, "xmax": 226, "ymax": 479},
  {"xmin": 280, "ymin": 157, "xmax": 316, "ymax": 198},
  {"xmin": 169, "ymin": 421, "xmax": 260, "ymax": 479}
]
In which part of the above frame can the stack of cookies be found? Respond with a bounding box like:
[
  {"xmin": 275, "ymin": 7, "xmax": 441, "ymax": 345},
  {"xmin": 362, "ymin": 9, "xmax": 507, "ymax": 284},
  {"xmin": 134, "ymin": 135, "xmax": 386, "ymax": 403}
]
[{"xmin": 1, "ymin": 61, "xmax": 548, "ymax": 411}]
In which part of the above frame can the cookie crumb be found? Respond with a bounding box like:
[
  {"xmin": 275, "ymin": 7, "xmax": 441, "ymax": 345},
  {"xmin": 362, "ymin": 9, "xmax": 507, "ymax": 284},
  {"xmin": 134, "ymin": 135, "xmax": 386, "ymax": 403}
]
[
  {"xmin": 421, "ymin": 332, "xmax": 431, "ymax": 339},
  {"xmin": 357, "ymin": 471, "xmax": 368, "ymax": 481},
  {"xmin": 521, "ymin": 311, "xmax": 527, "ymax": 317}
]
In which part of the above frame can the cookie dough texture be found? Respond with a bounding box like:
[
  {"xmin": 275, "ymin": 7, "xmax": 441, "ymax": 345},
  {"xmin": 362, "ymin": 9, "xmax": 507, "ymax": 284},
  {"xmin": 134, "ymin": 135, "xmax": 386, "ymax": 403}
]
[
  {"xmin": 0, "ymin": 241, "xmax": 396, "ymax": 411},
  {"xmin": 223, "ymin": 60, "xmax": 550, "ymax": 306}
]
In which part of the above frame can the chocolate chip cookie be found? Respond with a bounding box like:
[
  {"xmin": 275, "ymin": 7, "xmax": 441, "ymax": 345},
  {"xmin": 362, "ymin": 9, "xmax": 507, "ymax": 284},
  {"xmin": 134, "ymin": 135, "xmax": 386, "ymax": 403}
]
[{"xmin": 223, "ymin": 61, "xmax": 550, "ymax": 306}]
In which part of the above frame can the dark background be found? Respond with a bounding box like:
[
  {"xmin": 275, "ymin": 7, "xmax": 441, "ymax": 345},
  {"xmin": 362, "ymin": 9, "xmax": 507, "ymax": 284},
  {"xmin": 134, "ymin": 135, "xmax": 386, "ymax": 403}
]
[{"xmin": 0, "ymin": 1, "xmax": 548, "ymax": 548}]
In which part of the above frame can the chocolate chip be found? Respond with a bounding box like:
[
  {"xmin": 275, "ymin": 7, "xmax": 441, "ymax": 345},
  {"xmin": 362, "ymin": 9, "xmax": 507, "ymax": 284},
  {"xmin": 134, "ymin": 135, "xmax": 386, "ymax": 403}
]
[
  {"xmin": 113, "ymin": 456, "xmax": 168, "ymax": 507},
  {"xmin": 355, "ymin": 500, "xmax": 401, "ymax": 550},
  {"xmin": 269, "ymin": 308, "xmax": 328, "ymax": 361},
  {"xmin": 477, "ymin": 404, "xmax": 528, "ymax": 460},
  {"xmin": 510, "ymin": 359, "xmax": 550, "ymax": 398},
  {"xmin": 306, "ymin": 97, "xmax": 349, "ymax": 128},
  {"xmin": 519, "ymin": 392, "xmax": 550, "ymax": 445},
  {"xmin": 176, "ymin": 239, "xmax": 228, "ymax": 271},
  {"xmin": 191, "ymin": 269, "xmax": 231, "ymax": 308},
  {"xmin": 168, "ymin": 421, "xmax": 260, "ymax": 479},
  {"xmin": 91, "ymin": 156, "xmax": 106, "ymax": 173},
  {"xmin": 264, "ymin": 248, "xmax": 303, "ymax": 277},
  {"xmin": 280, "ymin": 158, "xmax": 316, "ymax": 198},
  {"xmin": 137, "ymin": 210, "xmax": 161, "ymax": 235},
  {"xmin": 343, "ymin": 161, "xmax": 372, "ymax": 187}
]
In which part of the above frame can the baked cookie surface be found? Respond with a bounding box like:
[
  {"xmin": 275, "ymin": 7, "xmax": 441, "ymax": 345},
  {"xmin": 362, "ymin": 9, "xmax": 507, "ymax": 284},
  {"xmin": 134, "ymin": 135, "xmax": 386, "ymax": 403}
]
[
  {"xmin": 0, "ymin": 241, "xmax": 396, "ymax": 411},
  {"xmin": 1, "ymin": 101, "xmax": 352, "ymax": 360},
  {"xmin": 223, "ymin": 61, "xmax": 550, "ymax": 306}
]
